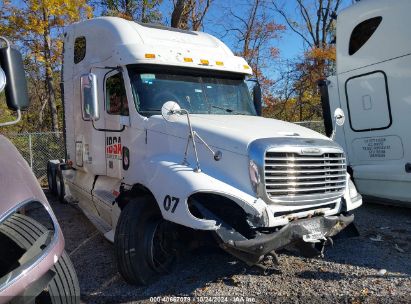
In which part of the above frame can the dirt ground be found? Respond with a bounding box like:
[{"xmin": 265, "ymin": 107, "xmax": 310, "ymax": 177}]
[{"xmin": 46, "ymin": 191, "xmax": 411, "ymax": 304}]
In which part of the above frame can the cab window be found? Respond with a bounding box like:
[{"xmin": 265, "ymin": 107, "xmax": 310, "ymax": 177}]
[
  {"xmin": 349, "ymin": 16, "xmax": 382, "ymax": 55},
  {"xmin": 74, "ymin": 36, "xmax": 86, "ymax": 64},
  {"xmin": 105, "ymin": 72, "xmax": 129, "ymax": 116}
]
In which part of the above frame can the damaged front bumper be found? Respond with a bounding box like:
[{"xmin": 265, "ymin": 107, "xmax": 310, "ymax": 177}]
[{"xmin": 195, "ymin": 203, "xmax": 355, "ymax": 265}]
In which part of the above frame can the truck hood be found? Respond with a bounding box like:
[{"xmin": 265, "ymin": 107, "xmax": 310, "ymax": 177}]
[{"xmin": 149, "ymin": 114, "xmax": 330, "ymax": 155}]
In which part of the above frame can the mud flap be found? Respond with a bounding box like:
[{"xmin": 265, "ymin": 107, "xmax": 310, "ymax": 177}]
[{"xmin": 194, "ymin": 202, "xmax": 355, "ymax": 266}]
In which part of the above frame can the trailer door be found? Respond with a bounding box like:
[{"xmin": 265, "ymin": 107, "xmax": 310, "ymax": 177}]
[{"xmin": 345, "ymin": 71, "xmax": 392, "ymax": 132}]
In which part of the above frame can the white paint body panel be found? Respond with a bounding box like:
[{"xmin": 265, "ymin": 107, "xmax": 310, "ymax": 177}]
[{"xmin": 326, "ymin": 0, "xmax": 411, "ymax": 205}]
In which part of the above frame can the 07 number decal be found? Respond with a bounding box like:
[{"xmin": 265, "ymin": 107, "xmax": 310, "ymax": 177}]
[{"xmin": 163, "ymin": 195, "xmax": 180, "ymax": 213}]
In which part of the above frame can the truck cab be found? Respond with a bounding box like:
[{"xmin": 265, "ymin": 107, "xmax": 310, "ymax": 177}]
[
  {"xmin": 322, "ymin": 0, "xmax": 411, "ymax": 205},
  {"xmin": 53, "ymin": 17, "xmax": 362, "ymax": 285}
]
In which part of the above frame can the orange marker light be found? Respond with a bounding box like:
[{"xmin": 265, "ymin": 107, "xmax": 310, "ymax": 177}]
[
  {"xmin": 145, "ymin": 53, "xmax": 156, "ymax": 59},
  {"xmin": 243, "ymin": 65, "xmax": 250, "ymax": 69},
  {"xmin": 200, "ymin": 59, "xmax": 209, "ymax": 65},
  {"xmin": 216, "ymin": 61, "xmax": 224, "ymax": 66},
  {"xmin": 184, "ymin": 57, "xmax": 193, "ymax": 62}
]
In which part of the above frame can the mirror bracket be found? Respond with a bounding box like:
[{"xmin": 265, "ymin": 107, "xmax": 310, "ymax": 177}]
[
  {"xmin": 161, "ymin": 101, "xmax": 222, "ymax": 172},
  {"xmin": 0, "ymin": 109, "xmax": 21, "ymax": 127}
]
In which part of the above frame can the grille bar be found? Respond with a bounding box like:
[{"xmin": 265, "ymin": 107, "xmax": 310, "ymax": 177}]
[
  {"xmin": 266, "ymin": 184, "xmax": 346, "ymax": 193},
  {"xmin": 266, "ymin": 180, "xmax": 346, "ymax": 187},
  {"xmin": 265, "ymin": 168, "xmax": 345, "ymax": 174},
  {"xmin": 265, "ymin": 163, "xmax": 344, "ymax": 168},
  {"xmin": 266, "ymin": 157, "xmax": 345, "ymax": 161},
  {"xmin": 264, "ymin": 151, "xmax": 346, "ymax": 201},
  {"xmin": 264, "ymin": 173, "xmax": 346, "ymax": 180}
]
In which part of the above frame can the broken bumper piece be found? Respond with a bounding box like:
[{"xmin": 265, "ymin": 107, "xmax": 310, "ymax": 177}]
[{"xmin": 198, "ymin": 202, "xmax": 355, "ymax": 265}]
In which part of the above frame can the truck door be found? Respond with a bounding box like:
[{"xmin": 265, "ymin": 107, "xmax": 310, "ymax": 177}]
[{"xmin": 103, "ymin": 70, "xmax": 130, "ymax": 179}]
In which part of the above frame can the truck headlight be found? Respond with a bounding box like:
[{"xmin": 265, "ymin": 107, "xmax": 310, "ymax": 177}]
[
  {"xmin": 344, "ymin": 177, "xmax": 362, "ymax": 211},
  {"xmin": 249, "ymin": 160, "xmax": 260, "ymax": 193},
  {"xmin": 248, "ymin": 160, "xmax": 261, "ymax": 194},
  {"xmin": 348, "ymin": 178, "xmax": 358, "ymax": 198}
]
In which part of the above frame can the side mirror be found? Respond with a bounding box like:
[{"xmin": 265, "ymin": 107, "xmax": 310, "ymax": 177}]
[
  {"xmin": 334, "ymin": 108, "xmax": 345, "ymax": 126},
  {"xmin": 161, "ymin": 101, "xmax": 182, "ymax": 122},
  {"xmin": 246, "ymin": 79, "xmax": 262, "ymax": 116},
  {"xmin": 330, "ymin": 107, "xmax": 345, "ymax": 140},
  {"xmin": 0, "ymin": 68, "xmax": 6, "ymax": 92},
  {"xmin": 80, "ymin": 73, "xmax": 99, "ymax": 121},
  {"xmin": 0, "ymin": 38, "xmax": 29, "ymax": 111}
]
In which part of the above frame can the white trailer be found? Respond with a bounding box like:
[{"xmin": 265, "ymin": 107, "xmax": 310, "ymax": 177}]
[
  {"xmin": 322, "ymin": 0, "xmax": 411, "ymax": 206},
  {"xmin": 48, "ymin": 17, "xmax": 361, "ymax": 285}
]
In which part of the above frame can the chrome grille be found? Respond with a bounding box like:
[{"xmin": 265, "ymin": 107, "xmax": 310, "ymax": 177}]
[{"xmin": 264, "ymin": 151, "xmax": 346, "ymax": 200}]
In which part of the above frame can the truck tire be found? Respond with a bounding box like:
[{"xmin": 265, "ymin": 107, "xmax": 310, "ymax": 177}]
[
  {"xmin": 55, "ymin": 169, "xmax": 66, "ymax": 204},
  {"xmin": 0, "ymin": 213, "xmax": 80, "ymax": 304},
  {"xmin": 47, "ymin": 161, "xmax": 57, "ymax": 195},
  {"xmin": 114, "ymin": 196, "xmax": 176, "ymax": 285}
]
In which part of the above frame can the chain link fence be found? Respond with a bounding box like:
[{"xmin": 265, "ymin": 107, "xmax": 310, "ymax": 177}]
[{"xmin": 4, "ymin": 132, "xmax": 65, "ymax": 186}]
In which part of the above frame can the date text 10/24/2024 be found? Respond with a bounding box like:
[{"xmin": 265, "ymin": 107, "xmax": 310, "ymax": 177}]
[{"xmin": 149, "ymin": 296, "xmax": 256, "ymax": 303}]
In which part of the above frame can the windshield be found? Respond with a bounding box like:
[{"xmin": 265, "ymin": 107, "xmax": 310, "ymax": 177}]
[{"xmin": 128, "ymin": 66, "xmax": 256, "ymax": 116}]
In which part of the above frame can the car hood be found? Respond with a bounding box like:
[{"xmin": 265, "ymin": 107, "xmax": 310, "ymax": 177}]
[{"xmin": 148, "ymin": 114, "xmax": 330, "ymax": 155}]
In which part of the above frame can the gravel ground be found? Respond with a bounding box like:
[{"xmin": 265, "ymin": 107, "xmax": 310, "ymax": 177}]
[{"xmin": 46, "ymin": 192, "xmax": 411, "ymax": 304}]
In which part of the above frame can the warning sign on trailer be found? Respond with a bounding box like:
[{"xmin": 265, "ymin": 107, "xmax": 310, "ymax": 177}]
[{"xmin": 352, "ymin": 135, "xmax": 403, "ymax": 161}]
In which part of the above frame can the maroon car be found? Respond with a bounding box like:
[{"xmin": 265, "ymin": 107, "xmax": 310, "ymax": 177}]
[{"xmin": 0, "ymin": 37, "xmax": 79, "ymax": 303}]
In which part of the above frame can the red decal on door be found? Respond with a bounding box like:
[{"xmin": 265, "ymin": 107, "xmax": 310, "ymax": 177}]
[{"xmin": 106, "ymin": 136, "xmax": 122, "ymax": 160}]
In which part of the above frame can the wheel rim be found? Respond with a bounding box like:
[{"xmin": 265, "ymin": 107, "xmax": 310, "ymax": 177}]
[{"xmin": 146, "ymin": 219, "xmax": 175, "ymax": 273}]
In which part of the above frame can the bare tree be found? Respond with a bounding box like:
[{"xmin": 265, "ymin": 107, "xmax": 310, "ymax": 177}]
[
  {"xmin": 267, "ymin": 0, "xmax": 343, "ymax": 122},
  {"xmin": 171, "ymin": 0, "xmax": 212, "ymax": 31},
  {"xmin": 224, "ymin": 0, "xmax": 284, "ymax": 83},
  {"xmin": 102, "ymin": 0, "xmax": 163, "ymax": 23},
  {"xmin": 272, "ymin": 0, "xmax": 341, "ymax": 49}
]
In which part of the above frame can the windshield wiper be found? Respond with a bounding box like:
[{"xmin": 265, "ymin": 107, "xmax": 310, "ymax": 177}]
[
  {"xmin": 211, "ymin": 105, "xmax": 235, "ymax": 113},
  {"xmin": 211, "ymin": 105, "xmax": 249, "ymax": 115}
]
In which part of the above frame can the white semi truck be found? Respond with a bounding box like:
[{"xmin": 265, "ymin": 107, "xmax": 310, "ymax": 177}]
[
  {"xmin": 48, "ymin": 17, "xmax": 362, "ymax": 285},
  {"xmin": 321, "ymin": 0, "xmax": 411, "ymax": 206}
]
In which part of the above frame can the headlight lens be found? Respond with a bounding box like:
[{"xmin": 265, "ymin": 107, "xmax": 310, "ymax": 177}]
[
  {"xmin": 348, "ymin": 178, "xmax": 358, "ymax": 198},
  {"xmin": 249, "ymin": 159, "xmax": 260, "ymax": 193}
]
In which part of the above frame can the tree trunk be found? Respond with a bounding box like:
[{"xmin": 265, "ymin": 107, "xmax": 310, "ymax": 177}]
[
  {"xmin": 42, "ymin": 9, "xmax": 59, "ymax": 132},
  {"xmin": 171, "ymin": 0, "xmax": 185, "ymax": 28}
]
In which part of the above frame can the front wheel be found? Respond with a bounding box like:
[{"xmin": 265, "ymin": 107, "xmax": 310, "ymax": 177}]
[{"xmin": 114, "ymin": 196, "xmax": 177, "ymax": 285}]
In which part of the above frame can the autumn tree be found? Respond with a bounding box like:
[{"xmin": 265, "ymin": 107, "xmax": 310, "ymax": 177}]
[
  {"xmin": 170, "ymin": 0, "xmax": 212, "ymax": 30},
  {"xmin": 102, "ymin": 0, "xmax": 163, "ymax": 22},
  {"xmin": 269, "ymin": 0, "xmax": 342, "ymax": 121},
  {"xmin": 216, "ymin": 0, "xmax": 284, "ymax": 110},
  {"xmin": 0, "ymin": 0, "xmax": 92, "ymax": 132}
]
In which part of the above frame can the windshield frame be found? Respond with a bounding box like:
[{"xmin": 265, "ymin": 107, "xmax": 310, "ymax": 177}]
[{"xmin": 127, "ymin": 64, "xmax": 257, "ymax": 117}]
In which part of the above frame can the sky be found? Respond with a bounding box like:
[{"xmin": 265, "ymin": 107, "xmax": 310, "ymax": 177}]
[
  {"xmin": 8, "ymin": 0, "xmax": 353, "ymax": 63},
  {"xmin": 158, "ymin": 0, "xmax": 354, "ymax": 61},
  {"xmin": 5, "ymin": 0, "xmax": 353, "ymax": 79}
]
